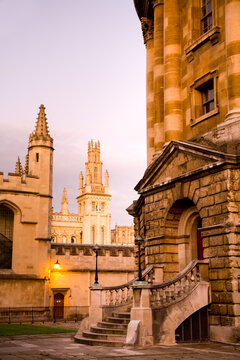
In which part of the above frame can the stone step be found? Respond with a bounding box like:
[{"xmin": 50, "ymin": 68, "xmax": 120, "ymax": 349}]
[
  {"xmin": 74, "ymin": 335, "xmax": 124, "ymax": 347},
  {"xmin": 105, "ymin": 316, "xmax": 130, "ymax": 324},
  {"xmin": 82, "ymin": 330, "xmax": 126, "ymax": 342},
  {"xmin": 98, "ymin": 321, "xmax": 128, "ymax": 329},
  {"xmin": 112, "ymin": 312, "xmax": 131, "ymax": 319},
  {"xmin": 90, "ymin": 325, "xmax": 127, "ymax": 335}
]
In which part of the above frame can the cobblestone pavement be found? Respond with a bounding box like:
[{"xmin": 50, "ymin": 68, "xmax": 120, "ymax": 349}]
[{"xmin": 0, "ymin": 333, "xmax": 240, "ymax": 360}]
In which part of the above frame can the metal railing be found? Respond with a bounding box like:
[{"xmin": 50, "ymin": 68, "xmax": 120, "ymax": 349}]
[{"xmin": 0, "ymin": 306, "xmax": 89, "ymax": 324}]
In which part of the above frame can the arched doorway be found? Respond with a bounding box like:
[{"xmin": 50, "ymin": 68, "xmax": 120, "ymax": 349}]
[
  {"xmin": 0, "ymin": 204, "xmax": 14, "ymax": 269},
  {"xmin": 165, "ymin": 199, "xmax": 203, "ymax": 272},
  {"xmin": 54, "ymin": 293, "xmax": 64, "ymax": 319}
]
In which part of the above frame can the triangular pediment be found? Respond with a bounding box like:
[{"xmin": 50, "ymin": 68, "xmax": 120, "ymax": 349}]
[{"xmin": 136, "ymin": 141, "xmax": 234, "ymax": 193}]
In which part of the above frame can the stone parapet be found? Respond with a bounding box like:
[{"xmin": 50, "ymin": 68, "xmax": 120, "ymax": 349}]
[{"xmin": 51, "ymin": 244, "xmax": 135, "ymax": 272}]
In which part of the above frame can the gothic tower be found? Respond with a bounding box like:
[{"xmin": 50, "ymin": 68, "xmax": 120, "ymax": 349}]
[
  {"xmin": 77, "ymin": 140, "xmax": 111, "ymax": 244},
  {"xmin": 0, "ymin": 104, "xmax": 53, "ymax": 307}
]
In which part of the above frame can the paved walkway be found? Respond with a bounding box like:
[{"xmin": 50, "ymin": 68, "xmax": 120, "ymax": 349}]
[{"xmin": 0, "ymin": 333, "xmax": 240, "ymax": 360}]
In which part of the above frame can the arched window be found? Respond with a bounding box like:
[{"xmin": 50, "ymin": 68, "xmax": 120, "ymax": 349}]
[
  {"xmin": 62, "ymin": 235, "xmax": 67, "ymax": 243},
  {"xmin": 51, "ymin": 235, "xmax": 56, "ymax": 243},
  {"xmin": 71, "ymin": 236, "xmax": 76, "ymax": 244},
  {"xmin": 94, "ymin": 167, "xmax": 97, "ymax": 182},
  {"xmin": 101, "ymin": 226, "xmax": 104, "ymax": 244},
  {"xmin": 0, "ymin": 204, "xmax": 14, "ymax": 269},
  {"xmin": 91, "ymin": 226, "xmax": 95, "ymax": 243}
]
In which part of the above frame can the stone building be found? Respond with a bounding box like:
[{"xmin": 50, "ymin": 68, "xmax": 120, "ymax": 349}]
[
  {"xmin": 0, "ymin": 104, "xmax": 53, "ymax": 307},
  {"xmin": 0, "ymin": 105, "xmax": 135, "ymax": 312},
  {"xmin": 111, "ymin": 225, "xmax": 134, "ymax": 245},
  {"xmin": 51, "ymin": 141, "xmax": 111, "ymax": 245},
  {"xmin": 126, "ymin": 0, "xmax": 240, "ymax": 344}
]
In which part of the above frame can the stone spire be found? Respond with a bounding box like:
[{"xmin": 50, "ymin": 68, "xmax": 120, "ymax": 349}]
[
  {"xmin": 15, "ymin": 157, "xmax": 23, "ymax": 176},
  {"xmin": 29, "ymin": 104, "xmax": 53, "ymax": 144},
  {"xmin": 61, "ymin": 188, "xmax": 69, "ymax": 215}
]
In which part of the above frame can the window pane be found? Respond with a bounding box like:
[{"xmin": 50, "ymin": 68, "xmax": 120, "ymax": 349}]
[
  {"xmin": 210, "ymin": 100, "xmax": 215, "ymax": 111},
  {"xmin": 207, "ymin": 0, "xmax": 212, "ymax": 13},
  {"xmin": 208, "ymin": 15, "xmax": 212, "ymax": 30},
  {"xmin": 209, "ymin": 88, "xmax": 214, "ymax": 100}
]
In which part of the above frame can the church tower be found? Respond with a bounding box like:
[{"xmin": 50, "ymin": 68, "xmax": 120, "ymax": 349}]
[
  {"xmin": 27, "ymin": 104, "xmax": 54, "ymax": 240},
  {"xmin": 77, "ymin": 140, "xmax": 111, "ymax": 244},
  {"xmin": 0, "ymin": 104, "xmax": 53, "ymax": 307}
]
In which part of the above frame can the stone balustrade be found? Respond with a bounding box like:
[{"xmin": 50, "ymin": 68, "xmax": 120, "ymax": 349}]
[{"xmin": 150, "ymin": 260, "xmax": 208, "ymax": 308}]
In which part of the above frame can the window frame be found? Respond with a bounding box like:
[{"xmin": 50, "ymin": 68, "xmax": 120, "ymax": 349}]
[
  {"xmin": 190, "ymin": 70, "xmax": 219, "ymax": 126},
  {"xmin": 201, "ymin": 0, "xmax": 213, "ymax": 34}
]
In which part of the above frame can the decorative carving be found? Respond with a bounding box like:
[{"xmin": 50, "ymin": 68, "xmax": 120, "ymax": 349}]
[{"xmin": 141, "ymin": 17, "xmax": 154, "ymax": 44}]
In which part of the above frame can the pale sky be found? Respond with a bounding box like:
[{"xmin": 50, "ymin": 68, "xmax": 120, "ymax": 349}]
[{"xmin": 0, "ymin": 0, "xmax": 146, "ymax": 226}]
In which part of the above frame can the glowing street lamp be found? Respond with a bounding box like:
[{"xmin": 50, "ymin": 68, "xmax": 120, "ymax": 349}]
[{"xmin": 54, "ymin": 260, "xmax": 60, "ymax": 270}]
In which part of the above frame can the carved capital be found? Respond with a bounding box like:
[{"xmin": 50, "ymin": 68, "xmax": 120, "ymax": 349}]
[
  {"xmin": 141, "ymin": 17, "xmax": 154, "ymax": 44},
  {"xmin": 152, "ymin": 0, "xmax": 164, "ymax": 8}
]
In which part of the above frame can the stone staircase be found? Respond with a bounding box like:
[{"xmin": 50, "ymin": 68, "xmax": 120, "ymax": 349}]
[{"xmin": 75, "ymin": 311, "xmax": 130, "ymax": 347}]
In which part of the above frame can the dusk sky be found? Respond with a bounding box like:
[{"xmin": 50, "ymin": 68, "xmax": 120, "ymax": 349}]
[{"xmin": 0, "ymin": 0, "xmax": 146, "ymax": 226}]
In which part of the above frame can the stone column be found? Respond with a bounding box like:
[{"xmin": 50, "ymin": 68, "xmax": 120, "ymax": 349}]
[
  {"xmin": 141, "ymin": 18, "xmax": 155, "ymax": 165},
  {"xmin": 164, "ymin": 0, "xmax": 183, "ymax": 142},
  {"xmin": 153, "ymin": 0, "xmax": 165, "ymax": 152},
  {"xmin": 225, "ymin": 0, "xmax": 240, "ymax": 122}
]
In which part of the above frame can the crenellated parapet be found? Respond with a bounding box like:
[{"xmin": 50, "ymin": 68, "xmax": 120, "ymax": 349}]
[{"xmin": 51, "ymin": 244, "xmax": 135, "ymax": 272}]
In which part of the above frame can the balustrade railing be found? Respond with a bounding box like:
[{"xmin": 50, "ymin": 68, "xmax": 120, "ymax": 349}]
[
  {"xmin": 149, "ymin": 260, "xmax": 207, "ymax": 308},
  {"xmin": 101, "ymin": 265, "xmax": 154, "ymax": 307}
]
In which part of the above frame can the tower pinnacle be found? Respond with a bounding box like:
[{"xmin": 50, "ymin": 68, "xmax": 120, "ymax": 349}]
[
  {"xmin": 15, "ymin": 157, "xmax": 23, "ymax": 176},
  {"xmin": 61, "ymin": 188, "xmax": 69, "ymax": 215},
  {"xmin": 29, "ymin": 104, "xmax": 53, "ymax": 145}
]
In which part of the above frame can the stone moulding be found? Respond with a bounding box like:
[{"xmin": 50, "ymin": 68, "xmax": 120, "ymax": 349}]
[{"xmin": 185, "ymin": 26, "xmax": 221, "ymax": 62}]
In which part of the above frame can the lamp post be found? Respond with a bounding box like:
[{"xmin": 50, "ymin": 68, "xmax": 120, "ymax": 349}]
[
  {"xmin": 93, "ymin": 245, "xmax": 100, "ymax": 285},
  {"xmin": 135, "ymin": 235, "xmax": 144, "ymax": 281},
  {"xmin": 54, "ymin": 260, "xmax": 60, "ymax": 270}
]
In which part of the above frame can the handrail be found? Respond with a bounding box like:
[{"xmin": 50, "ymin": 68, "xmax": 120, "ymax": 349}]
[
  {"xmin": 149, "ymin": 259, "xmax": 208, "ymax": 289},
  {"xmin": 101, "ymin": 265, "xmax": 154, "ymax": 291},
  {"xmin": 149, "ymin": 260, "xmax": 197, "ymax": 289},
  {"xmin": 149, "ymin": 260, "xmax": 209, "ymax": 308}
]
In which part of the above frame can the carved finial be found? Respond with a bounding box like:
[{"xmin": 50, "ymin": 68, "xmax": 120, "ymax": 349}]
[
  {"xmin": 61, "ymin": 187, "xmax": 69, "ymax": 215},
  {"xmin": 29, "ymin": 104, "xmax": 53, "ymax": 144},
  {"xmin": 98, "ymin": 140, "xmax": 100, "ymax": 149},
  {"xmin": 15, "ymin": 157, "xmax": 23, "ymax": 176},
  {"xmin": 141, "ymin": 17, "xmax": 154, "ymax": 44},
  {"xmin": 104, "ymin": 170, "xmax": 109, "ymax": 187}
]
